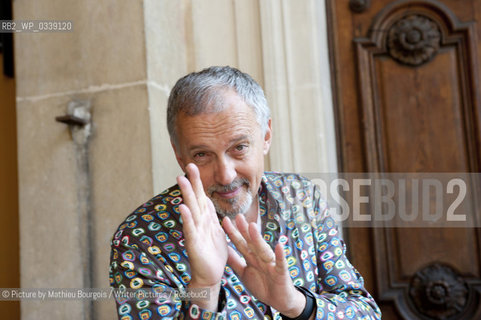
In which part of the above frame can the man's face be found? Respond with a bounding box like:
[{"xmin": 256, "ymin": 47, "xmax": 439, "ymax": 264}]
[{"xmin": 173, "ymin": 90, "xmax": 272, "ymax": 218}]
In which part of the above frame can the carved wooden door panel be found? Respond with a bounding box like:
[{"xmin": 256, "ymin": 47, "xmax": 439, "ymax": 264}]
[{"xmin": 327, "ymin": 0, "xmax": 481, "ymax": 319}]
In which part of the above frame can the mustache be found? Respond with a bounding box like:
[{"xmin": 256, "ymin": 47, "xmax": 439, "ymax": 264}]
[{"xmin": 207, "ymin": 178, "xmax": 250, "ymax": 195}]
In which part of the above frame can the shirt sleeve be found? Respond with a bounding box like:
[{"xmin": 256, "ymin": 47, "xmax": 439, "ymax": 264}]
[
  {"xmin": 311, "ymin": 186, "xmax": 382, "ymax": 320},
  {"xmin": 109, "ymin": 228, "xmax": 228, "ymax": 320}
]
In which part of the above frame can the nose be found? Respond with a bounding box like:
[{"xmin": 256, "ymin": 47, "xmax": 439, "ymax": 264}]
[{"xmin": 214, "ymin": 156, "xmax": 236, "ymax": 186}]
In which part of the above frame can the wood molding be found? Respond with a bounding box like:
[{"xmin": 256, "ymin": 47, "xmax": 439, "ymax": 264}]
[
  {"xmin": 327, "ymin": 0, "xmax": 481, "ymax": 318},
  {"xmin": 352, "ymin": 1, "xmax": 481, "ymax": 318},
  {"xmin": 354, "ymin": 0, "xmax": 481, "ymax": 173}
]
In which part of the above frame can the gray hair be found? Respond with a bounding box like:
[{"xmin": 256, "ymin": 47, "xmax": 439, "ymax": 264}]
[{"xmin": 167, "ymin": 66, "xmax": 271, "ymax": 147}]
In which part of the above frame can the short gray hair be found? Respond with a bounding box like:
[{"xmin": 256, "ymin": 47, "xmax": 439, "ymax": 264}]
[{"xmin": 167, "ymin": 66, "xmax": 270, "ymax": 147}]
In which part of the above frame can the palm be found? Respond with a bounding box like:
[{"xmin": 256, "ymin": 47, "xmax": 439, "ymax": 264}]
[
  {"xmin": 238, "ymin": 258, "xmax": 289, "ymax": 301},
  {"xmin": 182, "ymin": 197, "xmax": 228, "ymax": 286},
  {"xmin": 223, "ymin": 215, "xmax": 304, "ymax": 315},
  {"xmin": 177, "ymin": 163, "xmax": 228, "ymax": 288}
]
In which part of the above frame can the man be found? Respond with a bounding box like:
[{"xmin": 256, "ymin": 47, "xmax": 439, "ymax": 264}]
[{"xmin": 110, "ymin": 66, "xmax": 381, "ymax": 320}]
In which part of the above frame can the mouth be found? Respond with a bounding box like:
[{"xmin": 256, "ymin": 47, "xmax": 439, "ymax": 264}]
[
  {"xmin": 215, "ymin": 187, "xmax": 242, "ymax": 199},
  {"xmin": 208, "ymin": 178, "xmax": 250, "ymax": 202}
]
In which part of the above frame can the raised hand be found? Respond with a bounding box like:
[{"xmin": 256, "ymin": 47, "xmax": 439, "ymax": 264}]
[
  {"xmin": 177, "ymin": 163, "xmax": 228, "ymax": 311},
  {"xmin": 222, "ymin": 214, "xmax": 308, "ymax": 318}
]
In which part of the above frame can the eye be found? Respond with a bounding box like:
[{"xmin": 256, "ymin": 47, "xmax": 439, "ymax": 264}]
[
  {"xmin": 192, "ymin": 151, "xmax": 211, "ymax": 165},
  {"xmin": 193, "ymin": 152, "xmax": 206, "ymax": 159},
  {"xmin": 234, "ymin": 144, "xmax": 248, "ymax": 153}
]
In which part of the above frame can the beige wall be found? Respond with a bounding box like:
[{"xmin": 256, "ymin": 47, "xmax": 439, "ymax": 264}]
[
  {"xmin": 15, "ymin": 1, "xmax": 152, "ymax": 319},
  {"xmin": 14, "ymin": 1, "xmax": 336, "ymax": 319}
]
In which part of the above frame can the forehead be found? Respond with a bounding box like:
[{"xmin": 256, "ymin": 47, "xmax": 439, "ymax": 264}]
[{"xmin": 176, "ymin": 91, "xmax": 260, "ymax": 147}]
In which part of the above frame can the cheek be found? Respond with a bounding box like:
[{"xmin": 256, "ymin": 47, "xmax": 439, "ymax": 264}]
[
  {"xmin": 197, "ymin": 167, "xmax": 215, "ymax": 190},
  {"xmin": 242, "ymin": 157, "xmax": 265, "ymax": 184}
]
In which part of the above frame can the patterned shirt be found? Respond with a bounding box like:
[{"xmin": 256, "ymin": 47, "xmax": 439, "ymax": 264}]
[{"xmin": 110, "ymin": 172, "xmax": 381, "ymax": 320}]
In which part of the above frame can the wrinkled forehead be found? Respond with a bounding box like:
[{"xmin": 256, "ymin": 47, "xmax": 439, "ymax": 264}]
[{"xmin": 175, "ymin": 92, "xmax": 260, "ymax": 142}]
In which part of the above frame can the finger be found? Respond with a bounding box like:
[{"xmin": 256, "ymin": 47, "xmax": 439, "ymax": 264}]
[
  {"xmin": 177, "ymin": 175, "xmax": 201, "ymax": 225},
  {"xmin": 235, "ymin": 214, "xmax": 252, "ymax": 244},
  {"xmin": 185, "ymin": 164, "xmax": 214, "ymax": 226},
  {"xmin": 222, "ymin": 217, "xmax": 249, "ymax": 252},
  {"xmin": 226, "ymin": 246, "xmax": 247, "ymax": 276},
  {"xmin": 185, "ymin": 163, "xmax": 207, "ymax": 200},
  {"xmin": 233, "ymin": 215, "xmax": 265, "ymax": 266},
  {"xmin": 206, "ymin": 197, "xmax": 220, "ymax": 226},
  {"xmin": 221, "ymin": 216, "xmax": 234, "ymax": 233},
  {"xmin": 179, "ymin": 203, "xmax": 196, "ymax": 237},
  {"xmin": 274, "ymin": 242, "xmax": 288, "ymax": 274},
  {"xmin": 248, "ymin": 222, "xmax": 276, "ymax": 263}
]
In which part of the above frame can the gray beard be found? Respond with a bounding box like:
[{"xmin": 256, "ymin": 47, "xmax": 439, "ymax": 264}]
[
  {"xmin": 207, "ymin": 178, "xmax": 253, "ymax": 219},
  {"xmin": 211, "ymin": 191, "xmax": 254, "ymax": 219}
]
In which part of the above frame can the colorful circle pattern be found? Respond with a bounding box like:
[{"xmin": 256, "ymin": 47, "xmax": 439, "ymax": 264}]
[{"xmin": 110, "ymin": 172, "xmax": 381, "ymax": 319}]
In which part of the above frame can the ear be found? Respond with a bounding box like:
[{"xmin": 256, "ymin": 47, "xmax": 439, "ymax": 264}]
[
  {"xmin": 263, "ymin": 119, "xmax": 272, "ymax": 155},
  {"xmin": 171, "ymin": 141, "xmax": 187, "ymax": 172}
]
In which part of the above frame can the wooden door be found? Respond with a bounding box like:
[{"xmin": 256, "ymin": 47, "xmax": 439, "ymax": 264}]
[
  {"xmin": 0, "ymin": 1, "xmax": 19, "ymax": 318},
  {"xmin": 0, "ymin": 45, "xmax": 20, "ymax": 319},
  {"xmin": 327, "ymin": 0, "xmax": 481, "ymax": 319}
]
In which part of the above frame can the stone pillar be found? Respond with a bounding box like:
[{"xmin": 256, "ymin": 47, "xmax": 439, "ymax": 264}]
[
  {"xmin": 14, "ymin": 1, "xmax": 153, "ymax": 319},
  {"xmin": 259, "ymin": 0, "xmax": 338, "ymax": 173}
]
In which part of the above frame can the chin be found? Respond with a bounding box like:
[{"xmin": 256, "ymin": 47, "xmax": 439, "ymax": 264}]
[{"xmin": 212, "ymin": 193, "xmax": 253, "ymax": 219}]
